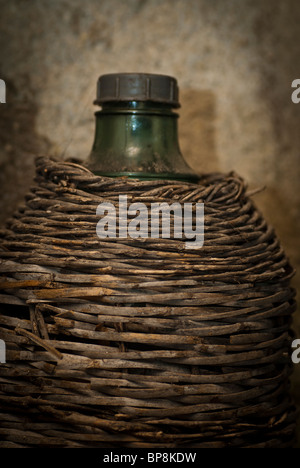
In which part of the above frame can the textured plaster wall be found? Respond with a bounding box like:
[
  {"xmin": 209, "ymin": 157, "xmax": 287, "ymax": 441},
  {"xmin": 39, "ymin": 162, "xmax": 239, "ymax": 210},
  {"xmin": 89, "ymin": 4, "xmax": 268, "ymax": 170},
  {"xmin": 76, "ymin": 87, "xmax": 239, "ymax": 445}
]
[{"xmin": 0, "ymin": 0, "xmax": 300, "ymax": 441}]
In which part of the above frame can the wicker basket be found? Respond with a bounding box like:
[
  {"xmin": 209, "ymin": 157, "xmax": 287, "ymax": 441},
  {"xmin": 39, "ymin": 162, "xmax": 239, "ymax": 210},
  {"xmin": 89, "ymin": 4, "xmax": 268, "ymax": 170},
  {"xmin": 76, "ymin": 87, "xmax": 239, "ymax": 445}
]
[{"xmin": 0, "ymin": 156, "xmax": 296, "ymax": 448}]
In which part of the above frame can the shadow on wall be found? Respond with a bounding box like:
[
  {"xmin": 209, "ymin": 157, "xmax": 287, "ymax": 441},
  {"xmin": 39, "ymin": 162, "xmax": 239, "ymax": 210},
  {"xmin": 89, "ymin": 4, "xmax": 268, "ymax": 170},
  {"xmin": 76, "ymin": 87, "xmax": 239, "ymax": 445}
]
[
  {"xmin": 0, "ymin": 75, "xmax": 51, "ymax": 226},
  {"xmin": 179, "ymin": 89, "xmax": 219, "ymax": 176}
]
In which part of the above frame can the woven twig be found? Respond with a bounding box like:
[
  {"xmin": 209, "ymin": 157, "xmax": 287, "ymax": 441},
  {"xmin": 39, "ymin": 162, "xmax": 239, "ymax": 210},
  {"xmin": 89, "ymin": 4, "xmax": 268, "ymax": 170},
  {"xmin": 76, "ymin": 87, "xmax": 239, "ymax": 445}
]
[{"xmin": 0, "ymin": 156, "xmax": 296, "ymax": 447}]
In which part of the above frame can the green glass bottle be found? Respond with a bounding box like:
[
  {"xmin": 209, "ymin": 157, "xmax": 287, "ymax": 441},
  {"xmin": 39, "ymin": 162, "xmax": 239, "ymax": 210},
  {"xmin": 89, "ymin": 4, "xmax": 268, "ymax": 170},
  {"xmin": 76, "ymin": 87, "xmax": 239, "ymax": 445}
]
[{"xmin": 86, "ymin": 73, "xmax": 198, "ymax": 183}]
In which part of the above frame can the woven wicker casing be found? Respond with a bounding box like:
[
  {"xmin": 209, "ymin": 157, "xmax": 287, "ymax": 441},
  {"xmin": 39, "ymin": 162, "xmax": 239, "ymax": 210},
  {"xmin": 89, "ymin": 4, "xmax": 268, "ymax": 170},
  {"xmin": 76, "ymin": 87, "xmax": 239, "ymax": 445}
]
[{"xmin": 0, "ymin": 156, "xmax": 297, "ymax": 448}]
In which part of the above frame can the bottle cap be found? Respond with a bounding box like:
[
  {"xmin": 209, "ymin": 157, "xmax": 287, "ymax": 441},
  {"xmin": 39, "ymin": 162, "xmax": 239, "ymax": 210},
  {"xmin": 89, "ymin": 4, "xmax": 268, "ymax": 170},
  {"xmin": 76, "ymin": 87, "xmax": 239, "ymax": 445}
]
[{"xmin": 94, "ymin": 73, "xmax": 180, "ymax": 108}]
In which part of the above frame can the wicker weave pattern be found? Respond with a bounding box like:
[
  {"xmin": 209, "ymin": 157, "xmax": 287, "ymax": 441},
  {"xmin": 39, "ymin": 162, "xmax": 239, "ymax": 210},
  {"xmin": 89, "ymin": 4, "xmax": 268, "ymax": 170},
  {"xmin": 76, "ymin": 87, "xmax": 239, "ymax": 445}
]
[{"xmin": 0, "ymin": 156, "xmax": 296, "ymax": 447}]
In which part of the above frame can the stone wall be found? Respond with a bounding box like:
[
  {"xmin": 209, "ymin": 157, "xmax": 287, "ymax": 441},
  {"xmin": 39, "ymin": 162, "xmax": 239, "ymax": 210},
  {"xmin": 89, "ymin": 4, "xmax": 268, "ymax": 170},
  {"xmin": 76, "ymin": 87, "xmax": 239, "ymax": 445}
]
[{"xmin": 0, "ymin": 0, "xmax": 300, "ymax": 442}]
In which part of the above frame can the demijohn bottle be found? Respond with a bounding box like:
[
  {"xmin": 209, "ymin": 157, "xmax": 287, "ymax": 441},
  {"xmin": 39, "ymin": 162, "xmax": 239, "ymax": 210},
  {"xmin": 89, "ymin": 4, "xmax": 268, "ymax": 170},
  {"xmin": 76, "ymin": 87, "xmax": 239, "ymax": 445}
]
[{"xmin": 86, "ymin": 73, "xmax": 199, "ymax": 183}]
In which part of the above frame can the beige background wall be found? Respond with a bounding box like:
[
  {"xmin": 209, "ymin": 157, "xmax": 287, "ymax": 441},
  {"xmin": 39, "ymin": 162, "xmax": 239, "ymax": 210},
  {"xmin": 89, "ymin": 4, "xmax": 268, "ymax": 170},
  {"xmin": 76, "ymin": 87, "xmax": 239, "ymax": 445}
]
[{"xmin": 0, "ymin": 0, "xmax": 300, "ymax": 439}]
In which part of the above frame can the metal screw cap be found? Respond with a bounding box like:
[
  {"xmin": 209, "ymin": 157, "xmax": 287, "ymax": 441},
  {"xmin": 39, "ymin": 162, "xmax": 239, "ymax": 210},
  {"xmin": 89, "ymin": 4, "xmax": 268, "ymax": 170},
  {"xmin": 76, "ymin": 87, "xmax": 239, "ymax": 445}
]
[{"xmin": 94, "ymin": 73, "xmax": 180, "ymax": 108}]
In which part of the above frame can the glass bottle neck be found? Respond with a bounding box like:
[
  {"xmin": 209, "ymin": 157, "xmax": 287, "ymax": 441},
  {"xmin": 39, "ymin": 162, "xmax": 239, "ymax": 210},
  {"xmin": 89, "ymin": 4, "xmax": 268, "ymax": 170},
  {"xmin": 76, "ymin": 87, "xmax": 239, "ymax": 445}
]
[{"xmin": 86, "ymin": 101, "xmax": 198, "ymax": 182}]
